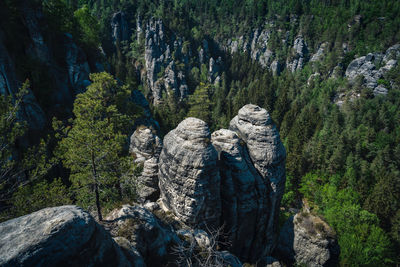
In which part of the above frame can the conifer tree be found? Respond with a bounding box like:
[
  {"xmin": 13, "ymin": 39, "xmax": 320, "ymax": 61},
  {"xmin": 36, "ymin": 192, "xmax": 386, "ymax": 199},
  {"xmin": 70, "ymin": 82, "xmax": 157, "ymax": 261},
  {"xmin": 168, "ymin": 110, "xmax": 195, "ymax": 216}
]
[{"xmin": 56, "ymin": 72, "xmax": 136, "ymax": 221}]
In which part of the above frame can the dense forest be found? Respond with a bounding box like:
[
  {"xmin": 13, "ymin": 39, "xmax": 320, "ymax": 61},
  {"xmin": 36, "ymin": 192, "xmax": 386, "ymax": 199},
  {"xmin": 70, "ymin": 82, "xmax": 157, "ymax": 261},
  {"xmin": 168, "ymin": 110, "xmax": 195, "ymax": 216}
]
[{"xmin": 1, "ymin": 0, "xmax": 400, "ymax": 266}]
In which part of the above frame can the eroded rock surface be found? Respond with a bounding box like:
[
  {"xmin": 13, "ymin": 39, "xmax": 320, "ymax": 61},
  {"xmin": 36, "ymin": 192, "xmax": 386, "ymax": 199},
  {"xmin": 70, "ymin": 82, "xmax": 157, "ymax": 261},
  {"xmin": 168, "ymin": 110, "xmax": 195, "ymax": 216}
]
[
  {"xmin": 211, "ymin": 129, "xmax": 269, "ymax": 262},
  {"xmin": 230, "ymin": 104, "xmax": 286, "ymax": 255},
  {"xmin": 158, "ymin": 117, "xmax": 221, "ymax": 229},
  {"xmin": 130, "ymin": 127, "xmax": 163, "ymax": 202},
  {"xmin": 0, "ymin": 206, "xmax": 130, "ymax": 267},
  {"xmin": 286, "ymin": 36, "xmax": 309, "ymax": 73},
  {"xmin": 276, "ymin": 212, "xmax": 340, "ymax": 267},
  {"xmin": 345, "ymin": 44, "xmax": 400, "ymax": 95},
  {"xmin": 106, "ymin": 204, "xmax": 179, "ymax": 266}
]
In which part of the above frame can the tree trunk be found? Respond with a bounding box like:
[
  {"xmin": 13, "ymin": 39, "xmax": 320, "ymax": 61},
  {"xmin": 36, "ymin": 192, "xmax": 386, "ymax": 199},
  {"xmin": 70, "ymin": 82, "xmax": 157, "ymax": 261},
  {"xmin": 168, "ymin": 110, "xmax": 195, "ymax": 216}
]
[
  {"xmin": 91, "ymin": 152, "xmax": 102, "ymax": 221},
  {"xmin": 94, "ymin": 182, "xmax": 102, "ymax": 221}
]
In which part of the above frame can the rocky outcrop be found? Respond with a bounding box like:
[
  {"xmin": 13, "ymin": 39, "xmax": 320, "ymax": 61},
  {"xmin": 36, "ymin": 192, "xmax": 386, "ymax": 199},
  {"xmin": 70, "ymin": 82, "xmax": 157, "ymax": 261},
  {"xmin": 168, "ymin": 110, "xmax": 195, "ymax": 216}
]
[
  {"xmin": 230, "ymin": 104, "xmax": 286, "ymax": 255},
  {"xmin": 0, "ymin": 29, "xmax": 46, "ymax": 130},
  {"xmin": 158, "ymin": 117, "xmax": 221, "ymax": 229},
  {"xmin": 0, "ymin": 205, "xmax": 130, "ymax": 267},
  {"xmin": 224, "ymin": 28, "xmax": 313, "ymax": 75},
  {"xmin": 225, "ymin": 28, "xmax": 276, "ymax": 72},
  {"xmin": 106, "ymin": 204, "xmax": 179, "ymax": 266},
  {"xmin": 111, "ymin": 11, "xmax": 130, "ymax": 43},
  {"xmin": 345, "ymin": 44, "xmax": 400, "ymax": 95},
  {"xmin": 286, "ymin": 36, "xmax": 309, "ymax": 73},
  {"xmin": 276, "ymin": 212, "xmax": 340, "ymax": 267},
  {"xmin": 144, "ymin": 19, "xmax": 190, "ymax": 104},
  {"xmin": 211, "ymin": 129, "xmax": 269, "ymax": 262},
  {"xmin": 0, "ymin": 1, "xmax": 104, "ymax": 130},
  {"xmin": 310, "ymin": 42, "xmax": 329, "ymax": 62},
  {"xmin": 130, "ymin": 126, "xmax": 163, "ymax": 202}
]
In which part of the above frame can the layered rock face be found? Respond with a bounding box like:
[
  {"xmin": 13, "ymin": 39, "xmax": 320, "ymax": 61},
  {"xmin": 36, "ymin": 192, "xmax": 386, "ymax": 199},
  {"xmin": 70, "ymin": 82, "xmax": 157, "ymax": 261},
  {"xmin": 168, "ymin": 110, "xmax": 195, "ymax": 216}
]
[
  {"xmin": 0, "ymin": 1, "xmax": 103, "ymax": 130},
  {"xmin": 276, "ymin": 212, "xmax": 340, "ymax": 267},
  {"xmin": 211, "ymin": 129, "xmax": 269, "ymax": 262},
  {"xmin": 158, "ymin": 117, "xmax": 221, "ymax": 229},
  {"xmin": 230, "ymin": 104, "xmax": 286, "ymax": 255},
  {"xmin": 130, "ymin": 127, "xmax": 163, "ymax": 202},
  {"xmin": 345, "ymin": 44, "xmax": 400, "ymax": 95},
  {"xmin": 0, "ymin": 206, "xmax": 130, "ymax": 267},
  {"xmin": 286, "ymin": 36, "xmax": 309, "ymax": 73},
  {"xmin": 144, "ymin": 19, "xmax": 190, "ymax": 104}
]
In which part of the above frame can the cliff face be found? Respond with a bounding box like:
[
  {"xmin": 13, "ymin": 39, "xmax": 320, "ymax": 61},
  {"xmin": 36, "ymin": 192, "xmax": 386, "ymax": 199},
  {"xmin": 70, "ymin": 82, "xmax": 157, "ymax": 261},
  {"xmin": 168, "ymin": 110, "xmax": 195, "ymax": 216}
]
[{"xmin": 0, "ymin": 1, "xmax": 96, "ymax": 129}]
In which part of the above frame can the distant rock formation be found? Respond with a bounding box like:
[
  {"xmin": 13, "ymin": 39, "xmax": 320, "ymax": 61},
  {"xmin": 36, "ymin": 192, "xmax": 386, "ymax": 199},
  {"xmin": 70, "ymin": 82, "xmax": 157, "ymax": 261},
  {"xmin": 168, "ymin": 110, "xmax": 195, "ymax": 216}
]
[
  {"xmin": 230, "ymin": 104, "xmax": 286, "ymax": 255},
  {"xmin": 276, "ymin": 212, "xmax": 340, "ymax": 267},
  {"xmin": 0, "ymin": 206, "xmax": 130, "ymax": 266},
  {"xmin": 158, "ymin": 117, "xmax": 221, "ymax": 229},
  {"xmin": 286, "ymin": 36, "xmax": 309, "ymax": 73},
  {"xmin": 144, "ymin": 19, "xmax": 190, "ymax": 104},
  {"xmin": 345, "ymin": 44, "xmax": 400, "ymax": 96}
]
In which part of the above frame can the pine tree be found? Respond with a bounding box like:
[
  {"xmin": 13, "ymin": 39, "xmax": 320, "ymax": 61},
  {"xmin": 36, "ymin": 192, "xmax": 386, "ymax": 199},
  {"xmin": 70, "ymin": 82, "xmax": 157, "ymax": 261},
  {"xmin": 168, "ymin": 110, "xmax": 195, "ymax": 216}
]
[
  {"xmin": 56, "ymin": 72, "xmax": 135, "ymax": 221},
  {"xmin": 187, "ymin": 82, "xmax": 212, "ymax": 124}
]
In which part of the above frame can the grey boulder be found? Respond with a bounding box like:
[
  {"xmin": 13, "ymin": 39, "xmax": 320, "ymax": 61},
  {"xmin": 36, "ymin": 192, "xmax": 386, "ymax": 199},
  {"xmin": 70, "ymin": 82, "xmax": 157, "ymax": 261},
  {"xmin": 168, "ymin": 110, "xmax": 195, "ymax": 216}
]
[
  {"xmin": 276, "ymin": 212, "xmax": 340, "ymax": 267},
  {"xmin": 0, "ymin": 205, "xmax": 130, "ymax": 267}
]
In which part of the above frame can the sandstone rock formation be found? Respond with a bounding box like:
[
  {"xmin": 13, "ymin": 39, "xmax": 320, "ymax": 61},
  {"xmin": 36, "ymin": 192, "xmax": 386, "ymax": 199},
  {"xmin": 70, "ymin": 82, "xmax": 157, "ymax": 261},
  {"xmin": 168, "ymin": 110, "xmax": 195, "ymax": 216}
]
[
  {"xmin": 0, "ymin": 205, "xmax": 130, "ymax": 267},
  {"xmin": 106, "ymin": 205, "xmax": 179, "ymax": 266},
  {"xmin": 144, "ymin": 19, "xmax": 190, "ymax": 104},
  {"xmin": 158, "ymin": 117, "xmax": 221, "ymax": 229},
  {"xmin": 230, "ymin": 104, "xmax": 286, "ymax": 255},
  {"xmin": 211, "ymin": 129, "xmax": 269, "ymax": 262},
  {"xmin": 130, "ymin": 126, "xmax": 163, "ymax": 202},
  {"xmin": 286, "ymin": 36, "xmax": 309, "ymax": 73},
  {"xmin": 276, "ymin": 212, "xmax": 340, "ymax": 267},
  {"xmin": 345, "ymin": 44, "xmax": 400, "ymax": 95}
]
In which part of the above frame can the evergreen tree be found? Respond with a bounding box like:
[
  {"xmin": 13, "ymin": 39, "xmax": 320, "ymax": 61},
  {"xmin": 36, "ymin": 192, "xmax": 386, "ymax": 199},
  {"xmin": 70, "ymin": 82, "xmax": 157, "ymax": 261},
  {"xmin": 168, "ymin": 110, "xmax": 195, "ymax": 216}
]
[
  {"xmin": 187, "ymin": 82, "xmax": 212, "ymax": 124},
  {"xmin": 56, "ymin": 72, "xmax": 136, "ymax": 221}
]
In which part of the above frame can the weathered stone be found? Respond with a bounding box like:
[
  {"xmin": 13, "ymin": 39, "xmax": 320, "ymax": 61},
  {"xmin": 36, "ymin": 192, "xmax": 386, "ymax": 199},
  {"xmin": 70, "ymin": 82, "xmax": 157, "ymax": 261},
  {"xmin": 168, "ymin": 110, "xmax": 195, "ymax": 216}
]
[
  {"xmin": 0, "ymin": 206, "xmax": 130, "ymax": 267},
  {"xmin": 276, "ymin": 212, "xmax": 340, "ymax": 267},
  {"xmin": 113, "ymin": 237, "xmax": 146, "ymax": 267},
  {"xmin": 287, "ymin": 36, "xmax": 309, "ymax": 73},
  {"xmin": 344, "ymin": 44, "xmax": 400, "ymax": 96},
  {"xmin": 230, "ymin": 104, "xmax": 286, "ymax": 255},
  {"xmin": 158, "ymin": 117, "xmax": 221, "ymax": 229},
  {"xmin": 211, "ymin": 129, "xmax": 269, "ymax": 262},
  {"xmin": 129, "ymin": 126, "xmax": 162, "ymax": 202},
  {"xmin": 106, "ymin": 204, "xmax": 179, "ymax": 266}
]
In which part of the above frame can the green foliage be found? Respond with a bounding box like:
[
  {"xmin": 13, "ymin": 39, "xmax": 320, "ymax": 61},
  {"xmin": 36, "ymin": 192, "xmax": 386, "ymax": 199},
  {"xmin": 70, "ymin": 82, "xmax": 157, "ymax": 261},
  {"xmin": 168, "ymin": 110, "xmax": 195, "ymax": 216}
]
[
  {"xmin": 0, "ymin": 82, "xmax": 28, "ymax": 193},
  {"xmin": 74, "ymin": 5, "xmax": 100, "ymax": 48},
  {"xmin": 42, "ymin": 0, "xmax": 76, "ymax": 33},
  {"xmin": 55, "ymin": 72, "xmax": 139, "ymax": 220},
  {"xmin": 10, "ymin": 178, "xmax": 72, "ymax": 218},
  {"xmin": 187, "ymin": 82, "xmax": 212, "ymax": 125}
]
